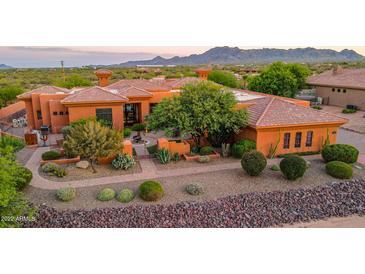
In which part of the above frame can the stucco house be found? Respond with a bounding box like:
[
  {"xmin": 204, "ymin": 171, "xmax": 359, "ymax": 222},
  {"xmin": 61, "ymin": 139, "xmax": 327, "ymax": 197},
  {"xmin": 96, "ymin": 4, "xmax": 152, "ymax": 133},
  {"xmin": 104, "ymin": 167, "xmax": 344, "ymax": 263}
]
[
  {"xmin": 307, "ymin": 66, "xmax": 365, "ymax": 110},
  {"xmin": 18, "ymin": 69, "xmax": 347, "ymax": 157}
]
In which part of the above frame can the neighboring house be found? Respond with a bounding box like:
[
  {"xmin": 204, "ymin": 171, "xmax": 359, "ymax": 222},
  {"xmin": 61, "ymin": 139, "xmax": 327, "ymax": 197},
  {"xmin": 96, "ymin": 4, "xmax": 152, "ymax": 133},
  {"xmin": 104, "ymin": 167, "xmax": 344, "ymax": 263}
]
[
  {"xmin": 18, "ymin": 69, "xmax": 347, "ymax": 156},
  {"xmin": 307, "ymin": 66, "xmax": 365, "ymax": 110}
]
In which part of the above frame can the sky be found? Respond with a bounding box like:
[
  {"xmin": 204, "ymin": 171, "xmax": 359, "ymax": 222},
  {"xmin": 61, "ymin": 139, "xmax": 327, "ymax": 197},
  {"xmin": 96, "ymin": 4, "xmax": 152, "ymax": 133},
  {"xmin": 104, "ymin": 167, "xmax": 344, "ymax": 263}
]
[{"xmin": 1, "ymin": 46, "xmax": 365, "ymax": 68}]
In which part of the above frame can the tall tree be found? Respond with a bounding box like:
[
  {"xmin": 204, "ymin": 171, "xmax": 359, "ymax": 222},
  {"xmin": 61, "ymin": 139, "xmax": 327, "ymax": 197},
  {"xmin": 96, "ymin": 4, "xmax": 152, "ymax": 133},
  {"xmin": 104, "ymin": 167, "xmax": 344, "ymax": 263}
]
[
  {"xmin": 247, "ymin": 62, "xmax": 311, "ymax": 98},
  {"xmin": 208, "ymin": 70, "xmax": 238, "ymax": 88},
  {"xmin": 63, "ymin": 120, "xmax": 123, "ymax": 172},
  {"xmin": 146, "ymin": 81, "xmax": 248, "ymax": 146}
]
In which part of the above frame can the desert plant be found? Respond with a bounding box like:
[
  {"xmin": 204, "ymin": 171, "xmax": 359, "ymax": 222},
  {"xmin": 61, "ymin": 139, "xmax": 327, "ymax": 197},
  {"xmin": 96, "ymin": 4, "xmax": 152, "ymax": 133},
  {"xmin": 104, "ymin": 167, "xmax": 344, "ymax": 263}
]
[
  {"xmin": 139, "ymin": 180, "xmax": 164, "ymax": 202},
  {"xmin": 185, "ymin": 183, "xmax": 204, "ymax": 196},
  {"xmin": 172, "ymin": 153, "xmax": 180, "ymax": 162},
  {"xmin": 270, "ymin": 164, "xmax": 280, "ymax": 171},
  {"xmin": 241, "ymin": 150, "xmax": 267, "ymax": 176},
  {"xmin": 199, "ymin": 146, "xmax": 214, "ymax": 156},
  {"xmin": 52, "ymin": 166, "xmax": 67, "ymax": 178},
  {"xmin": 342, "ymin": 108, "xmax": 357, "ymax": 114},
  {"xmin": 131, "ymin": 123, "xmax": 146, "ymax": 137},
  {"xmin": 41, "ymin": 162, "xmax": 59, "ymax": 173},
  {"xmin": 321, "ymin": 144, "xmax": 359, "ymax": 164},
  {"xmin": 0, "ymin": 135, "xmax": 25, "ymax": 152},
  {"xmin": 197, "ymin": 155, "xmax": 210, "ymax": 163},
  {"xmin": 56, "ymin": 187, "xmax": 76, "ymax": 202},
  {"xmin": 232, "ymin": 140, "xmax": 256, "ymax": 158},
  {"xmin": 325, "ymin": 161, "xmax": 353, "ymax": 179},
  {"xmin": 221, "ymin": 143, "xmax": 230, "ymax": 157},
  {"xmin": 13, "ymin": 166, "xmax": 33, "ymax": 191},
  {"xmin": 41, "ymin": 150, "xmax": 61, "ymax": 161},
  {"xmin": 0, "ymin": 145, "xmax": 15, "ymax": 160},
  {"xmin": 112, "ymin": 153, "xmax": 135, "ymax": 170},
  {"xmin": 61, "ymin": 126, "xmax": 72, "ymax": 139},
  {"xmin": 123, "ymin": 128, "xmax": 132, "ymax": 138},
  {"xmin": 117, "ymin": 188, "xmax": 135, "ymax": 203},
  {"xmin": 97, "ymin": 188, "xmax": 116, "ymax": 201},
  {"xmin": 156, "ymin": 149, "xmax": 171, "ymax": 164},
  {"xmin": 280, "ymin": 155, "xmax": 307, "ymax": 180},
  {"xmin": 312, "ymin": 106, "xmax": 322, "ymax": 110},
  {"xmin": 63, "ymin": 120, "xmax": 123, "ymax": 173}
]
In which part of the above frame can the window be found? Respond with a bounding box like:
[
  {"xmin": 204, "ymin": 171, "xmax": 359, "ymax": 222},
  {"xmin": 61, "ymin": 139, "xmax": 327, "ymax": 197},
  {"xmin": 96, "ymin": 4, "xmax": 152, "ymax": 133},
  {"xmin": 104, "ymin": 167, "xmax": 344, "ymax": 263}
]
[
  {"xmin": 59, "ymin": 111, "xmax": 64, "ymax": 115},
  {"xmin": 96, "ymin": 108, "xmax": 113, "ymax": 127},
  {"xmin": 36, "ymin": 110, "xmax": 42, "ymax": 120},
  {"xmin": 295, "ymin": 132, "xmax": 302, "ymax": 148},
  {"xmin": 149, "ymin": 103, "xmax": 158, "ymax": 114},
  {"xmin": 283, "ymin": 133, "xmax": 290, "ymax": 149},
  {"xmin": 306, "ymin": 131, "xmax": 313, "ymax": 147},
  {"xmin": 65, "ymin": 111, "xmax": 69, "ymax": 115},
  {"xmin": 343, "ymin": 89, "xmax": 347, "ymax": 93},
  {"xmin": 332, "ymin": 88, "xmax": 335, "ymax": 92},
  {"xmin": 53, "ymin": 112, "xmax": 58, "ymax": 116},
  {"xmin": 337, "ymin": 88, "xmax": 341, "ymax": 92}
]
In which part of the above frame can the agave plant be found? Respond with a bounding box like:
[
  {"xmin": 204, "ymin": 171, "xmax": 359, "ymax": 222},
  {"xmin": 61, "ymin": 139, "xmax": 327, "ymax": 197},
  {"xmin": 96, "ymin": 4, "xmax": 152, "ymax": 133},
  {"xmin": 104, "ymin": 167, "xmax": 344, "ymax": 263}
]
[
  {"xmin": 156, "ymin": 149, "xmax": 171, "ymax": 164},
  {"xmin": 112, "ymin": 153, "xmax": 136, "ymax": 170}
]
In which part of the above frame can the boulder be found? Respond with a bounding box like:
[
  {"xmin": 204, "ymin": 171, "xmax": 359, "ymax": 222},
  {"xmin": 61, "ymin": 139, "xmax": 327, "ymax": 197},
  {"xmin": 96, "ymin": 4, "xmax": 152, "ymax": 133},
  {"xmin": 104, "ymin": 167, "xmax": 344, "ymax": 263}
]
[{"xmin": 76, "ymin": 160, "xmax": 89, "ymax": 169}]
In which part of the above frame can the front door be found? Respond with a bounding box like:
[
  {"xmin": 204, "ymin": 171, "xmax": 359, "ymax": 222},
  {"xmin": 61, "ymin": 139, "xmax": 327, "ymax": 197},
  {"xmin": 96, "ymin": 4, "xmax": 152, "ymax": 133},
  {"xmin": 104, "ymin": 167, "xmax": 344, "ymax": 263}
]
[{"xmin": 124, "ymin": 103, "xmax": 140, "ymax": 126}]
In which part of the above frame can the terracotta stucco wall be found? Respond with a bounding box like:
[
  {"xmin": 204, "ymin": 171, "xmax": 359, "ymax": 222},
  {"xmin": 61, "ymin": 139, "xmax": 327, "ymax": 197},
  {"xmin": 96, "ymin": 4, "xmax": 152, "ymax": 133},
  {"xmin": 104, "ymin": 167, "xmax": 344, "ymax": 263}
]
[
  {"xmin": 315, "ymin": 86, "xmax": 365, "ymax": 110},
  {"xmin": 31, "ymin": 94, "xmax": 42, "ymax": 129},
  {"xmin": 24, "ymin": 100, "xmax": 35, "ymax": 130},
  {"xmin": 49, "ymin": 100, "xmax": 69, "ymax": 133},
  {"xmin": 68, "ymin": 104, "xmax": 124, "ymax": 130},
  {"xmin": 235, "ymin": 126, "xmax": 257, "ymax": 142},
  {"xmin": 254, "ymin": 124, "xmax": 341, "ymax": 157},
  {"xmin": 39, "ymin": 94, "xmax": 69, "ymax": 129},
  {"xmin": 0, "ymin": 101, "xmax": 25, "ymax": 119}
]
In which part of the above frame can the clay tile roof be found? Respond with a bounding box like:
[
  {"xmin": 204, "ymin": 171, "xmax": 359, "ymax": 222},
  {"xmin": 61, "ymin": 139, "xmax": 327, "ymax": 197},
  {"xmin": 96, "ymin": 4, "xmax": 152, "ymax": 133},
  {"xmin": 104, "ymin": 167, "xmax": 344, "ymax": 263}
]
[
  {"xmin": 307, "ymin": 68, "xmax": 365, "ymax": 90},
  {"xmin": 107, "ymin": 79, "xmax": 170, "ymax": 91},
  {"xmin": 165, "ymin": 77, "xmax": 199, "ymax": 89},
  {"xmin": 17, "ymin": 86, "xmax": 70, "ymax": 99},
  {"xmin": 116, "ymin": 86, "xmax": 152, "ymax": 98},
  {"xmin": 61, "ymin": 86, "xmax": 128, "ymax": 104},
  {"xmin": 246, "ymin": 97, "xmax": 347, "ymax": 127}
]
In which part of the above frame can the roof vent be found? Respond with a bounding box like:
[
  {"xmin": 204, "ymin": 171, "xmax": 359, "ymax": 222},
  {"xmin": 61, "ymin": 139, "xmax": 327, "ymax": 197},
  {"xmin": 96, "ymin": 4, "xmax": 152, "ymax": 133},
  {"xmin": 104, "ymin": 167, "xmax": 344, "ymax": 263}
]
[{"xmin": 332, "ymin": 65, "xmax": 343, "ymax": 75}]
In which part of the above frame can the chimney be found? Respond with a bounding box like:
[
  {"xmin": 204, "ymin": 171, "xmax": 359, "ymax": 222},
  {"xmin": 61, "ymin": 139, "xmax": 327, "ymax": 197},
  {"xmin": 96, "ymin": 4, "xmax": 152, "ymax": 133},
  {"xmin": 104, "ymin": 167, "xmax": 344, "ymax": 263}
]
[
  {"xmin": 95, "ymin": 69, "xmax": 113, "ymax": 87},
  {"xmin": 332, "ymin": 65, "xmax": 343, "ymax": 75},
  {"xmin": 195, "ymin": 68, "xmax": 212, "ymax": 80}
]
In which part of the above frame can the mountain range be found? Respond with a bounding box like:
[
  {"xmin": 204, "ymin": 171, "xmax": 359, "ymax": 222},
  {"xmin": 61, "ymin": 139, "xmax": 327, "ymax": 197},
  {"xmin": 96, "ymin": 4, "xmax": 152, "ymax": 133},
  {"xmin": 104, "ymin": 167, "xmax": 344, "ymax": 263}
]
[
  {"xmin": 113, "ymin": 47, "xmax": 365, "ymax": 67},
  {"xmin": 0, "ymin": 64, "xmax": 12, "ymax": 69}
]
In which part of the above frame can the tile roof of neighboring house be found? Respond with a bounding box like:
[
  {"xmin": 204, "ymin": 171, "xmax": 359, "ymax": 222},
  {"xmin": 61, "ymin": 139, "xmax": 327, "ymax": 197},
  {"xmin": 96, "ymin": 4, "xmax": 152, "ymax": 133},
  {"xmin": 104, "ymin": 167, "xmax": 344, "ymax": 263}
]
[
  {"xmin": 164, "ymin": 77, "xmax": 199, "ymax": 89},
  {"xmin": 115, "ymin": 86, "xmax": 152, "ymax": 98},
  {"xmin": 17, "ymin": 86, "xmax": 70, "ymax": 99},
  {"xmin": 245, "ymin": 96, "xmax": 347, "ymax": 128},
  {"xmin": 61, "ymin": 86, "xmax": 128, "ymax": 104},
  {"xmin": 307, "ymin": 68, "xmax": 365, "ymax": 90}
]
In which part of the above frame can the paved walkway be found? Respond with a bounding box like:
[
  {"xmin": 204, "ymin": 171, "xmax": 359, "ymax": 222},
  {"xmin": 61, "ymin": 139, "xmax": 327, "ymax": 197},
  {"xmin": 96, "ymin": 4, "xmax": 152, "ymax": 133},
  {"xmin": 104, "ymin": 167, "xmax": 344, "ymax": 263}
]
[{"xmin": 27, "ymin": 147, "xmax": 284, "ymax": 190}]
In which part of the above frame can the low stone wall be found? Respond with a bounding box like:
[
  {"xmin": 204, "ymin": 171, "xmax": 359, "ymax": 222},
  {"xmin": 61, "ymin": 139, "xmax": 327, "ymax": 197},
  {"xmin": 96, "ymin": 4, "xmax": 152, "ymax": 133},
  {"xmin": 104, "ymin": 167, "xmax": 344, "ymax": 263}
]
[{"xmin": 157, "ymin": 138, "xmax": 190, "ymax": 156}]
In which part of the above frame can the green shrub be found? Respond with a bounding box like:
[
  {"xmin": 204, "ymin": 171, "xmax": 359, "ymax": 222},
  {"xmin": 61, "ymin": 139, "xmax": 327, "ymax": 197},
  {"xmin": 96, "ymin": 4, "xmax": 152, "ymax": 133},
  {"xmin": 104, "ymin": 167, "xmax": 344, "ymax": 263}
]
[
  {"xmin": 312, "ymin": 106, "xmax": 322, "ymax": 110},
  {"xmin": 41, "ymin": 150, "xmax": 61, "ymax": 161},
  {"xmin": 172, "ymin": 153, "xmax": 180, "ymax": 162},
  {"xmin": 52, "ymin": 166, "xmax": 67, "ymax": 178},
  {"xmin": 325, "ymin": 161, "xmax": 353, "ymax": 179},
  {"xmin": 139, "ymin": 180, "xmax": 164, "ymax": 201},
  {"xmin": 241, "ymin": 150, "xmax": 267, "ymax": 176},
  {"xmin": 41, "ymin": 162, "xmax": 59, "ymax": 173},
  {"xmin": 185, "ymin": 183, "xmax": 204, "ymax": 196},
  {"xmin": 156, "ymin": 149, "xmax": 171, "ymax": 164},
  {"xmin": 117, "ymin": 188, "xmax": 135, "ymax": 203},
  {"xmin": 321, "ymin": 144, "xmax": 359, "ymax": 164},
  {"xmin": 61, "ymin": 126, "xmax": 72, "ymax": 139},
  {"xmin": 200, "ymin": 146, "xmax": 214, "ymax": 156},
  {"xmin": 197, "ymin": 155, "xmax": 210, "ymax": 163},
  {"xmin": 270, "ymin": 164, "xmax": 280, "ymax": 171},
  {"xmin": 14, "ymin": 166, "xmax": 33, "ymax": 190},
  {"xmin": 0, "ymin": 135, "xmax": 25, "ymax": 152},
  {"xmin": 147, "ymin": 144, "xmax": 158, "ymax": 155},
  {"xmin": 342, "ymin": 108, "xmax": 357, "ymax": 114},
  {"xmin": 112, "ymin": 153, "xmax": 135, "ymax": 170},
  {"xmin": 56, "ymin": 187, "xmax": 76, "ymax": 202},
  {"xmin": 280, "ymin": 155, "xmax": 307, "ymax": 180},
  {"xmin": 97, "ymin": 188, "xmax": 116, "ymax": 201},
  {"xmin": 131, "ymin": 123, "xmax": 146, "ymax": 132},
  {"xmin": 123, "ymin": 128, "xmax": 132, "ymax": 138},
  {"xmin": 232, "ymin": 140, "xmax": 256, "ymax": 158},
  {"xmin": 0, "ymin": 145, "xmax": 15, "ymax": 160}
]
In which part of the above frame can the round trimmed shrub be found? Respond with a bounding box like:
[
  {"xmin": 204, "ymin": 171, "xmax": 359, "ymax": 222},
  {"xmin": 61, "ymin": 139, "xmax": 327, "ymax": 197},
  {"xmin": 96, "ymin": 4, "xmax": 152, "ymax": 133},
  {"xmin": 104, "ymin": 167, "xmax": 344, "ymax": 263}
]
[
  {"xmin": 326, "ymin": 161, "xmax": 353, "ymax": 179},
  {"xmin": 241, "ymin": 150, "xmax": 267, "ymax": 176},
  {"xmin": 200, "ymin": 146, "xmax": 214, "ymax": 155},
  {"xmin": 97, "ymin": 188, "xmax": 116, "ymax": 201},
  {"xmin": 197, "ymin": 155, "xmax": 210, "ymax": 163},
  {"xmin": 280, "ymin": 155, "xmax": 307, "ymax": 180},
  {"xmin": 14, "ymin": 166, "xmax": 33, "ymax": 190},
  {"xmin": 56, "ymin": 187, "xmax": 76, "ymax": 202},
  {"xmin": 321, "ymin": 144, "xmax": 359, "ymax": 164},
  {"xmin": 232, "ymin": 140, "xmax": 256, "ymax": 158},
  {"xmin": 117, "ymin": 188, "xmax": 135, "ymax": 203},
  {"xmin": 41, "ymin": 162, "xmax": 59, "ymax": 173},
  {"xmin": 139, "ymin": 180, "xmax": 164, "ymax": 202},
  {"xmin": 42, "ymin": 150, "xmax": 61, "ymax": 161},
  {"xmin": 185, "ymin": 183, "xmax": 204, "ymax": 196}
]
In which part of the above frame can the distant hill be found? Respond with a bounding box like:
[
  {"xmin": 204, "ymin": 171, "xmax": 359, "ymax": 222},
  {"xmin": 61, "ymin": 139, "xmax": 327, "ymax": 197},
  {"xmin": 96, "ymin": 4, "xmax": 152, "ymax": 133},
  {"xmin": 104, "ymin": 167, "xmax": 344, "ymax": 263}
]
[
  {"xmin": 113, "ymin": 47, "xmax": 365, "ymax": 67},
  {"xmin": 0, "ymin": 64, "xmax": 13, "ymax": 69}
]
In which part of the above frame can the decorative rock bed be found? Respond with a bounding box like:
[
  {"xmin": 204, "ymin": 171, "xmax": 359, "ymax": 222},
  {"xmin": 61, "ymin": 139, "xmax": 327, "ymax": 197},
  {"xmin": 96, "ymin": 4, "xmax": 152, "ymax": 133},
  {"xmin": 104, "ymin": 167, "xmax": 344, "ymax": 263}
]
[{"xmin": 25, "ymin": 179, "xmax": 365, "ymax": 228}]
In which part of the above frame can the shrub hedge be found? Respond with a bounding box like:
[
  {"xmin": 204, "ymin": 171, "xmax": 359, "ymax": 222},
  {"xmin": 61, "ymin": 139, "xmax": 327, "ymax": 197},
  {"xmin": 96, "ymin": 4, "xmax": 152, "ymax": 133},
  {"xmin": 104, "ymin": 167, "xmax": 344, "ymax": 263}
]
[
  {"xmin": 14, "ymin": 166, "xmax": 33, "ymax": 191},
  {"xmin": 241, "ymin": 150, "xmax": 267, "ymax": 176},
  {"xmin": 232, "ymin": 140, "xmax": 256, "ymax": 158},
  {"xmin": 123, "ymin": 128, "xmax": 132, "ymax": 138},
  {"xmin": 325, "ymin": 161, "xmax": 353, "ymax": 179},
  {"xmin": 280, "ymin": 155, "xmax": 307, "ymax": 180},
  {"xmin": 139, "ymin": 180, "xmax": 164, "ymax": 201},
  {"xmin": 321, "ymin": 144, "xmax": 359, "ymax": 164},
  {"xmin": 41, "ymin": 150, "xmax": 62, "ymax": 161}
]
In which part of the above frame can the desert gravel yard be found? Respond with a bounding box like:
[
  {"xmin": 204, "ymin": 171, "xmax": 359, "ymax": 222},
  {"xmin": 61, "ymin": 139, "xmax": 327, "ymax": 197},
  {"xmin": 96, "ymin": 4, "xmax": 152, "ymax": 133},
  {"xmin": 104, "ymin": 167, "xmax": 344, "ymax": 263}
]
[
  {"xmin": 152, "ymin": 157, "xmax": 239, "ymax": 170},
  {"xmin": 25, "ymin": 158, "xmax": 365, "ymax": 210},
  {"xmin": 38, "ymin": 161, "xmax": 142, "ymax": 182}
]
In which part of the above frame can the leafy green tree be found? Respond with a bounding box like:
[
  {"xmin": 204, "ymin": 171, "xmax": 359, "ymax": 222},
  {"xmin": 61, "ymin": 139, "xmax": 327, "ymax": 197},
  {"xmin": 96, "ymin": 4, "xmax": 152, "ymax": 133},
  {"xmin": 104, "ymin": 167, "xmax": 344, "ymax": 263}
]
[
  {"xmin": 0, "ymin": 86, "xmax": 23, "ymax": 107},
  {"xmin": 55, "ymin": 74, "xmax": 92, "ymax": 89},
  {"xmin": 63, "ymin": 120, "xmax": 123, "ymax": 172},
  {"xmin": 146, "ymin": 81, "xmax": 248, "ymax": 146},
  {"xmin": 247, "ymin": 62, "xmax": 310, "ymax": 98},
  {"xmin": 208, "ymin": 70, "xmax": 238, "ymax": 88}
]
